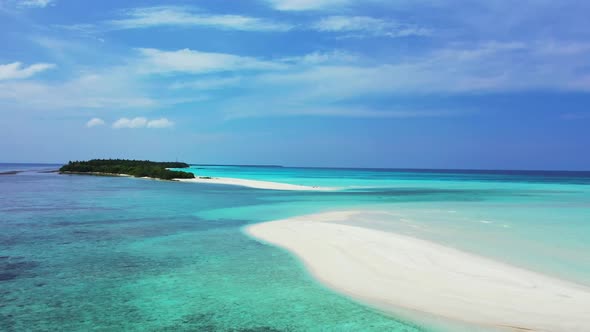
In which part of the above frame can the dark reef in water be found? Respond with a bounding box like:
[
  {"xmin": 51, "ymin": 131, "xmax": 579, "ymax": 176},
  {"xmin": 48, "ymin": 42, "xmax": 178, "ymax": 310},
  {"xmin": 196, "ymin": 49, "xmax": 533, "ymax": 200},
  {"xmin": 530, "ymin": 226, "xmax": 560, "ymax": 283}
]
[
  {"xmin": 0, "ymin": 257, "xmax": 39, "ymax": 282},
  {"xmin": 37, "ymin": 169, "xmax": 59, "ymax": 173},
  {"xmin": 0, "ymin": 171, "xmax": 22, "ymax": 175}
]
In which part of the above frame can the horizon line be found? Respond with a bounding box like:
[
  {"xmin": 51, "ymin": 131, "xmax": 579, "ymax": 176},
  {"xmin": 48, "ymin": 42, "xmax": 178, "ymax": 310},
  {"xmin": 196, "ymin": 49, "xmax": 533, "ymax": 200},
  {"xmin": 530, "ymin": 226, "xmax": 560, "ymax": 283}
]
[{"xmin": 2, "ymin": 161, "xmax": 590, "ymax": 174}]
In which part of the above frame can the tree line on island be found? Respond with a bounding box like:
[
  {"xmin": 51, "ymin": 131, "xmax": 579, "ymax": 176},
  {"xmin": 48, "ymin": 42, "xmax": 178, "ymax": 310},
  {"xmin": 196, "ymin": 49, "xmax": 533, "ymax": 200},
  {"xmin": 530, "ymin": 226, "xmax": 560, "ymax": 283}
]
[{"xmin": 59, "ymin": 159, "xmax": 195, "ymax": 180}]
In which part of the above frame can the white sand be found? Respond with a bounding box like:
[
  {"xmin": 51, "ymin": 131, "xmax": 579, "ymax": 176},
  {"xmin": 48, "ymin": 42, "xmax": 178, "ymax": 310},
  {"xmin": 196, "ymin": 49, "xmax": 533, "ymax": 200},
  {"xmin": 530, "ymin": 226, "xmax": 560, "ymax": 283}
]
[
  {"xmin": 176, "ymin": 177, "xmax": 337, "ymax": 191},
  {"xmin": 66, "ymin": 171, "xmax": 336, "ymax": 190},
  {"xmin": 246, "ymin": 210, "xmax": 590, "ymax": 331}
]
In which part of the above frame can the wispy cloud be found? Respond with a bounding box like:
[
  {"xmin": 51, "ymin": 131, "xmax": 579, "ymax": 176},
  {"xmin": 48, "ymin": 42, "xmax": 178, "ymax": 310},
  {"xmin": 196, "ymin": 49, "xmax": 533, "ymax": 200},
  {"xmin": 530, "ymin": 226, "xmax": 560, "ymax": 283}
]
[
  {"xmin": 86, "ymin": 118, "xmax": 105, "ymax": 127},
  {"xmin": 224, "ymin": 105, "xmax": 462, "ymax": 119},
  {"xmin": 112, "ymin": 117, "xmax": 174, "ymax": 129},
  {"xmin": 58, "ymin": 6, "xmax": 427, "ymax": 39},
  {"xmin": 562, "ymin": 112, "xmax": 590, "ymax": 120},
  {"xmin": 106, "ymin": 41, "xmax": 590, "ymax": 118},
  {"xmin": 250, "ymin": 41, "xmax": 590, "ymax": 98},
  {"xmin": 280, "ymin": 50, "xmax": 359, "ymax": 65},
  {"xmin": 108, "ymin": 6, "xmax": 292, "ymax": 32},
  {"xmin": 170, "ymin": 77, "xmax": 242, "ymax": 90},
  {"xmin": 265, "ymin": 0, "xmax": 351, "ymax": 11},
  {"xmin": 136, "ymin": 48, "xmax": 285, "ymax": 74},
  {"xmin": 0, "ymin": 62, "xmax": 55, "ymax": 80},
  {"xmin": 174, "ymin": 40, "xmax": 590, "ymax": 118},
  {"xmin": 4, "ymin": 37, "xmax": 590, "ymax": 121},
  {"xmin": 167, "ymin": 51, "xmax": 356, "ymax": 90},
  {"xmin": 0, "ymin": 71, "xmax": 158, "ymax": 111},
  {"xmin": 312, "ymin": 16, "xmax": 430, "ymax": 38},
  {"xmin": 17, "ymin": 0, "xmax": 54, "ymax": 8},
  {"xmin": 50, "ymin": 24, "xmax": 101, "ymax": 38}
]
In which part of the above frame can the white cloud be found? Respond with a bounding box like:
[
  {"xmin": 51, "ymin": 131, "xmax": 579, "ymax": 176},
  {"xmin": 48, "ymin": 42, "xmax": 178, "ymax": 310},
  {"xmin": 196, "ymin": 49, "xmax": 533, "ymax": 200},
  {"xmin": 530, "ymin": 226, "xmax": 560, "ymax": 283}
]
[
  {"xmin": 137, "ymin": 48, "xmax": 284, "ymax": 74},
  {"xmin": 0, "ymin": 62, "xmax": 55, "ymax": 80},
  {"xmin": 18, "ymin": 0, "xmax": 53, "ymax": 8},
  {"xmin": 312, "ymin": 16, "xmax": 430, "ymax": 38},
  {"xmin": 112, "ymin": 117, "xmax": 174, "ymax": 129},
  {"xmin": 109, "ymin": 6, "xmax": 291, "ymax": 31},
  {"xmin": 112, "ymin": 117, "xmax": 147, "ymax": 129},
  {"xmin": 147, "ymin": 118, "xmax": 174, "ymax": 128},
  {"xmin": 265, "ymin": 0, "xmax": 350, "ymax": 11},
  {"xmin": 86, "ymin": 118, "xmax": 105, "ymax": 127}
]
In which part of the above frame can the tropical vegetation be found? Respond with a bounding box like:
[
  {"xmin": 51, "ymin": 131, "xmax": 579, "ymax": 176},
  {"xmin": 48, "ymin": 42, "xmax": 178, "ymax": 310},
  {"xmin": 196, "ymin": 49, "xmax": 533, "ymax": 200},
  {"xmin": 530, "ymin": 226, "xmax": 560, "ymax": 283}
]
[{"xmin": 59, "ymin": 159, "xmax": 195, "ymax": 180}]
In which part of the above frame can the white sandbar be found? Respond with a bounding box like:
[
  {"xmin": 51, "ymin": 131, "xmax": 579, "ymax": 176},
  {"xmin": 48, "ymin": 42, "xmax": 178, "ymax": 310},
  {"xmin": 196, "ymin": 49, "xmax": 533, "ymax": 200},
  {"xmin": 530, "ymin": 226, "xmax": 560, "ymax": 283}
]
[
  {"xmin": 176, "ymin": 177, "xmax": 337, "ymax": 191},
  {"xmin": 246, "ymin": 210, "xmax": 590, "ymax": 331}
]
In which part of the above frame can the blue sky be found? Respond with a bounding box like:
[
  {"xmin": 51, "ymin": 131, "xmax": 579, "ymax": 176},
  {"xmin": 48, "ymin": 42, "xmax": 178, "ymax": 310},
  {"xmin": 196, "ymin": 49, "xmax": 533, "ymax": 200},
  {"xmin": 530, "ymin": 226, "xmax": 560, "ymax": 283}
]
[{"xmin": 1, "ymin": 0, "xmax": 589, "ymax": 170}]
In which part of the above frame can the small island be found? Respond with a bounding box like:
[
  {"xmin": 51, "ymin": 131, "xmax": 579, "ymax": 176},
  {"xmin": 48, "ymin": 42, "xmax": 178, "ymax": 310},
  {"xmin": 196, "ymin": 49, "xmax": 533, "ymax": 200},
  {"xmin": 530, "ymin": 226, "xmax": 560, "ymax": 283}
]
[{"xmin": 59, "ymin": 159, "xmax": 195, "ymax": 180}]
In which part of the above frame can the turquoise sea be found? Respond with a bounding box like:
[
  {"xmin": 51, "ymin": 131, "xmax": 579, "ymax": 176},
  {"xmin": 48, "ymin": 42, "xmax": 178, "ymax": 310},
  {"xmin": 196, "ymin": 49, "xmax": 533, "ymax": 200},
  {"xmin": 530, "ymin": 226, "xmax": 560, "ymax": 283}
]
[{"xmin": 1, "ymin": 163, "xmax": 590, "ymax": 331}]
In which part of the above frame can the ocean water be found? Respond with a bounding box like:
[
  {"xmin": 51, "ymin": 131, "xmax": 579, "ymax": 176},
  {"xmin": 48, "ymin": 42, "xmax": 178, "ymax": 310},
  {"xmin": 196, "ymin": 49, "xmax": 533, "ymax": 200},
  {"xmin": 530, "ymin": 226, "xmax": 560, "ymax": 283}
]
[{"xmin": 1, "ymin": 164, "xmax": 590, "ymax": 331}]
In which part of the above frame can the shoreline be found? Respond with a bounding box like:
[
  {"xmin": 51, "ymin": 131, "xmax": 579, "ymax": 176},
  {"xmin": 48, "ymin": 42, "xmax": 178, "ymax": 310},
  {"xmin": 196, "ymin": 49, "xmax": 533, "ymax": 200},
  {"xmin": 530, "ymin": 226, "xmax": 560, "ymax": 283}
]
[
  {"xmin": 60, "ymin": 171, "xmax": 133, "ymax": 176},
  {"xmin": 176, "ymin": 177, "xmax": 338, "ymax": 191},
  {"xmin": 59, "ymin": 171, "xmax": 176, "ymax": 182},
  {"xmin": 246, "ymin": 210, "xmax": 590, "ymax": 331},
  {"xmin": 60, "ymin": 171, "xmax": 337, "ymax": 191}
]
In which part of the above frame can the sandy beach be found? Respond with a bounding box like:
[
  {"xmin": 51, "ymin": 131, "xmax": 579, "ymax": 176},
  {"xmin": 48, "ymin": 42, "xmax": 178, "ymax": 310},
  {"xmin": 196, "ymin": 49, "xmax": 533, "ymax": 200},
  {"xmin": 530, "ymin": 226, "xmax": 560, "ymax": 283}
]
[
  {"xmin": 63, "ymin": 171, "xmax": 335, "ymax": 191},
  {"xmin": 177, "ymin": 177, "xmax": 337, "ymax": 191},
  {"xmin": 246, "ymin": 210, "xmax": 590, "ymax": 331}
]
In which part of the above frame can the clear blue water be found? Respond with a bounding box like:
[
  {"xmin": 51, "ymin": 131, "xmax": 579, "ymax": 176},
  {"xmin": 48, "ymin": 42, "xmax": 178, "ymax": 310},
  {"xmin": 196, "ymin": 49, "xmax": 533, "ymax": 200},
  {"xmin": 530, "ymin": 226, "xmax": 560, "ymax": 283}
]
[{"xmin": 1, "ymin": 164, "xmax": 590, "ymax": 331}]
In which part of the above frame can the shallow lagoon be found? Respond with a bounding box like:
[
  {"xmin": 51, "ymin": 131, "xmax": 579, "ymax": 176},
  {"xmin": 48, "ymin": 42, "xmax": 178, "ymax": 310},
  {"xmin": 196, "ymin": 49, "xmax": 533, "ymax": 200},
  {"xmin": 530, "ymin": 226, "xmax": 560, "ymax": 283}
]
[{"xmin": 1, "ymin": 165, "xmax": 589, "ymax": 331}]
